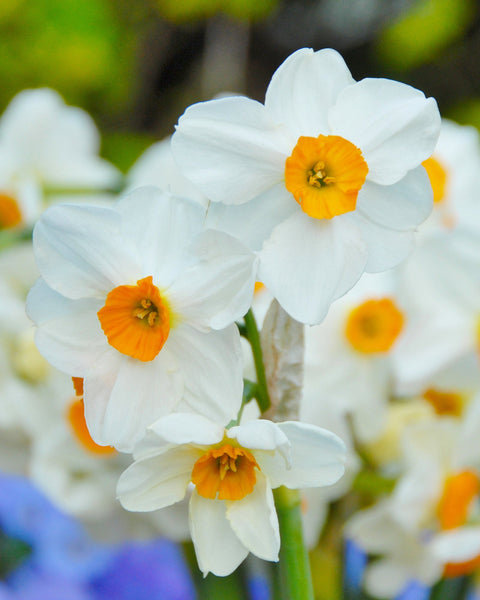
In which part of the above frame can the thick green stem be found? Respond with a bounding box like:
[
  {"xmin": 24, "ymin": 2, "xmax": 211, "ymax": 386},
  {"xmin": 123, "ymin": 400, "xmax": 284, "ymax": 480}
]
[
  {"xmin": 243, "ymin": 309, "xmax": 270, "ymax": 413},
  {"xmin": 273, "ymin": 486, "xmax": 315, "ymax": 600}
]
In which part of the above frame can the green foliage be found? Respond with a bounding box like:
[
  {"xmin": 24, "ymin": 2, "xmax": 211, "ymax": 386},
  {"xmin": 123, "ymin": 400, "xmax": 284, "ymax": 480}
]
[
  {"xmin": 0, "ymin": 0, "xmax": 136, "ymax": 114},
  {"xmin": 102, "ymin": 131, "xmax": 158, "ymax": 174},
  {"xmin": 0, "ymin": 533, "xmax": 31, "ymax": 578},
  {"xmin": 376, "ymin": 0, "xmax": 475, "ymax": 70},
  {"xmin": 154, "ymin": 0, "xmax": 278, "ymax": 23}
]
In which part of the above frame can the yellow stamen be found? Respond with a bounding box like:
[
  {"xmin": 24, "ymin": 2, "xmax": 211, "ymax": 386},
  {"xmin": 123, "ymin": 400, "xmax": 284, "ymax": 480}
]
[
  {"xmin": 67, "ymin": 398, "xmax": 116, "ymax": 456},
  {"xmin": 0, "ymin": 193, "xmax": 22, "ymax": 229},
  {"xmin": 97, "ymin": 276, "xmax": 170, "ymax": 362},
  {"xmin": 285, "ymin": 134, "xmax": 368, "ymax": 219},
  {"xmin": 423, "ymin": 388, "xmax": 465, "ymax": 417},
  {"xmin": 345, "ymin": 298, "xmax": 404, "ymax": 354},
  {"xmin": 191, "ymin": 444, "xmax": 258, "ymax": 501},
  {"xmin": 422, "ymin": 156, "xmax": 447, "ymax": 204}
]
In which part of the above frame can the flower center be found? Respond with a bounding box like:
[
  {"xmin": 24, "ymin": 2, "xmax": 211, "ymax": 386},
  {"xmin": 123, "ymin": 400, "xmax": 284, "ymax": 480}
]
[
  {"xmin": 438, "ymin": 470, "xmax": 480, "ymax": 578},
  {"xmin": 422, "ymin": 156, "xmax": 447, "ymax": 205},
  {"xmin": 191, "ymin": 443, "xmax": 258, "ymax": 501},
  {"xmin": 0, "ymin": 193, "xmax": 22, "ymax": 229},
  {"xmin": 423, "ymin": 388, "xmax": 465, "ymax": 417},
  {"xmin": 285, "ymin": 134, "xmax": 368, "ymax": 219},
  {"xmin": 67, "ymin": 378, "xmax": 116, "ymax": 456},
  {"xmin": 97, "ymin": 276, "xmax": 171, "ymax": 362},
  {"xmin": 345, "ymin": 298, "xmax": 404, "ymax": 354}
]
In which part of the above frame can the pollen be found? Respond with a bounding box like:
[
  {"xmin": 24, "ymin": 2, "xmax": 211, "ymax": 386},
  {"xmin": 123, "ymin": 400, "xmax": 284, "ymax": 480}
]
[
  {"xmin": 67, "ymin": 378, "xmax": 116, "ymax": 456},
  {"xmin": 423, "ymin": 388, "xmax": 465, "ymax": 417},
  {"xmin": 0, "ymin": 193, "xmax": 22, "ymax": 229},
  {"xmin": 285, "ymin": 134, "xmax": 368, "ymax": 219},
  {"xmin": 191, "ymin": 444, "xmax": 259, "ymax": 501},
  {"xmin": 97, "ymin": 276, "xmax": 170, "ymax": 362},
  {"xmin": 422, "ymin": 156, "xmax": 447, "ymax": 204},
  {"xmin": 345, "ymin": 298, "xmax": 404, "ymax": 354}
]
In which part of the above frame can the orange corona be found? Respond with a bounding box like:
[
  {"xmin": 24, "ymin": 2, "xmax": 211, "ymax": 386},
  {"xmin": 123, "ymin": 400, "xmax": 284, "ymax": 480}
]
[
  {"xmin": 285, "ymin": 134, "xmax": 368, "ymax": 219},
  {"xmin": 422, "ymin": 156, "xmax": 447, "ymax": 204},
  {"xmin": 0, "ymin": 193, "xmax": 22, "ymax": 229},
  {"xmin": 97, "ymin": 276, "xmax": 171, "ymax": 362},
  {"xmin": 191, "ymin": 444, "xmax": 258, "ymax": 501},
  {"xmin": 345, "ymin": 298, "xmax": 404, "ymax": 354}
]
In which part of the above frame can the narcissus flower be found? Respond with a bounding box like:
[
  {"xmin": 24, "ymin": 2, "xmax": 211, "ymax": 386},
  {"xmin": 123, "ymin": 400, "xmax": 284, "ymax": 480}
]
[
  {"xmin": 117, "ymin": 413, "xmax": 346, "ymax": 576},
  {"xmin": 27, "ymin": 188, "xmax": 257, "ymax": 451},
  {"xmin": 0, "ymin": 89, "xmax": 120, "ymax": 230},
  {"xmin": 172, "ymin": 47, "xmax": 440, "ymax": 324}
]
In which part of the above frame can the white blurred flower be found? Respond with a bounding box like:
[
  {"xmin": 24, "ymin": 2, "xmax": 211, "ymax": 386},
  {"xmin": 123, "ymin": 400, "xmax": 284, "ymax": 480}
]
[
  {"xmin": 348, "ymin": 397, "xmax": 480, "ymax": 596},
  {"xmin": 118, "ymin": 413, "xmax": 346, "ymax": 576},
  {"xmin": 0, "ymin": 89, "xmax": 120, "ymax": 229},
  {"xmin": 27, "ymin": 187, "xmax": 257, "ymax": 451},
  {"xmin": 172, "ymin": 47, "xmax": 440, "ymax": 324},
  {"xmin": 126, "ymin": 137, "xmax": 207, "ymax": 207},
  {"xmin": 301, "ymin": 272, "xmax": 405, "ymax": 443},
  {"xmin": 421, "ymin": 119, "xmax": 480, "ymax": 235},
  {"xmin": 394, "ymin": 228, "xmax": 480, "ymax": 395}
]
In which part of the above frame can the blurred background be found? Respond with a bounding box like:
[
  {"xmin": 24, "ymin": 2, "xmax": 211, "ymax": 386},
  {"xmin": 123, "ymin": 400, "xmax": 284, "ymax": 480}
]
[{"xmin": 1, "ymin": 0, "xmax": 479, "ymax": 171}]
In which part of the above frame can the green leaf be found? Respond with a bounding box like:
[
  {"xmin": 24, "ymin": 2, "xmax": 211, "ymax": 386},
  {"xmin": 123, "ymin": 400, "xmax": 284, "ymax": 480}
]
[
  {"xmin": 0, "ymin": 534, "xmax": 31, "ymax": 578},
  {"xmin": 376, "ymin": 0, "xmax": 475, "ymax": 71}
]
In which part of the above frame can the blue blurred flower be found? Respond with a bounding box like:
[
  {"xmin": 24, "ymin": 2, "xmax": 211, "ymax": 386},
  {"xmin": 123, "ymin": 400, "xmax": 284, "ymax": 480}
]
[
  {"xmin": 90, "ymin": 538, "xmax": 197, "ymax": 600},
  {"xmin": 343, "ymin": 538, "xmax": 367, "ymax": 593}
]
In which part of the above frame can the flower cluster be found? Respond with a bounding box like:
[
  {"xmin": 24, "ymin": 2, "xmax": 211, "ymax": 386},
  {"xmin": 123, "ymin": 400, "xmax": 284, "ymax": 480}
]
[{"xmin": 10, "ymin": 46, "xmax": 480, "ymax": 597}]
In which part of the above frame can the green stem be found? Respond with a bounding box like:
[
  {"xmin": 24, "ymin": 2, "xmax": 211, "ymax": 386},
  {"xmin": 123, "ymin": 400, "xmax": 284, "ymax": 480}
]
[
  {"xmin": 273, "ymin": 486, "xmax": 315, "ymax": 600},
  {"xmin": 243, "ymin": 309, "xmax": 270, "ymax": 413},
  {"xmin": 429, "ymin": 576, "xmax": 470, "ymax": 600}
]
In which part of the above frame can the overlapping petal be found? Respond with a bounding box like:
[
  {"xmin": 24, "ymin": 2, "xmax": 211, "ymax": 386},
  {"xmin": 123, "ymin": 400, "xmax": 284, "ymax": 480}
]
[
  {"xmin": 33, "ymin": 203, "xmax": 139, "ymax": 299},
  {"xmin": 117, "ymin": 447, "xmax": 196, "ymax": 512},
  {"xmin": 265, "ymin": 47, "xmax": 355, "ymax": 136},
  {"xmin": 258, "ymin": 211, "xmax": 368, "ymax": 323},
  {"xmin": 189, "ymin": 492, "xmax": 249, "ymax": 576},
  {"xmin": 172, "ymin": 96, "xmax": 292, "ymax": 204},
  {"xmin": 227, "ymin": 472, "xmax": 280, "ymax": 562},
  {"xmin": 330, "ymin": 78, "xmax": 441, "ymax": 185}
]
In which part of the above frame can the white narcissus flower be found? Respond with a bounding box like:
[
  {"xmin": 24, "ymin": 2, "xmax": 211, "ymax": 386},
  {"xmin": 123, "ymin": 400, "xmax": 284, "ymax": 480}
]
[
  {"xmin": 172, "ymin": 47, "xmax": 440, "ymax": 324},
  {"xmin": 117, "ymin": 413, "xmax": 346, "ymax": 577},
  {"xmin": 27, "ymin": 187, "xmax": 257, "ymax": 452},
  {"xmin": 348, "ymin": 397, "xmax": 480, "ymax": 597},
  {"xmin": 0, "ymin": 89, "xmax": 120, "ymax": 230},
  {"xmin": 393, "ymin": 228, "xmax": 480, "ymax": 396},
  {"xmin": 421, "ymin": 119, "xmax": 480, "ymax": 236},
  {"xmin": 301, "ymin": 271, "xmax": 405, "ymax": 443}
]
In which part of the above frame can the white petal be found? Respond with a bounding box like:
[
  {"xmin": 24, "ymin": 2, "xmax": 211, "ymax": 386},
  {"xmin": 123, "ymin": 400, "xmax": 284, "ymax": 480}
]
[
  {"xmin": 265, "ymin": 48, "xmax": 354, "ymax": 136},
  {"xmin": 431, "ymin": 527, "xmax": 480, "ymax": 563},
  {"xmin": 189, "ymin": 491, "xmax": 249, "ymax": 577},
  {"xmin": 166, "ymin": 324, "xmax": 243, "ymax": 426},
  {"xmin": 167, "ymin": 229, "xmax": 257, "ymax": 329},
  {"xmin": 351, "ymin": 211, "xmax": 415, "ymax": 272},
  {"xmin": 357, "ymin": 167, "xmax": 433, "ymax": 231},
  {"xmin": 330, "ymin": 78, "xmax": 440, "ymax": 184},
  {"xmin": 205, "ymin": 183, "xmax": 297, "ymax": 251},
  {"xmin": 117, "ymin": 447, "xmax": 196, "ymax": 511},
  {"xmin": 116, "ymin": 188, "xmax": 206, "ymax": 286},
  {"xmin": 146, "ymin": 413, "xmax": 225, "ymax": 447},
  {"xmin": 258, "ymin": 211, "xmax": 367, "ymax": 324},
  {"xmin": 255, "ymin": 421, "xmax": 346, "ymax": 489},
  {"xmin": 33, "ymin": 203, "xmax": 139, "ymax": 299},
  {"xmin": 228, "ymin": 420, "xmax": 290, "ymax": 458},
  {"xmin": 84, "ymin": 348, "xmax": 183, "ymax": 452},
  {"xmin": 172, "ymin": 96, "xmax": 291, "ymax": 205},
  {"xmin": 227, "ymin": 472, "xmax": 280, "ymax": 561},
  {"xmin": 27, "ymin": 279, "xmax": 106, "ymax": 374},
  {"xmin": 364, "ymin": 559, "xmax": 414, "ymax": 599}
]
